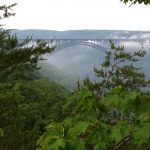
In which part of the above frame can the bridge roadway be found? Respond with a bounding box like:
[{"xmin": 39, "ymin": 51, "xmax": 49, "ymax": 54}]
[
  {"xmin": 30, "ymin": 39, "xmax": 103, "ymax": 51},
  {"xmin": 18, "ymin": 38, "xmax": 146, "ymax": 52}
]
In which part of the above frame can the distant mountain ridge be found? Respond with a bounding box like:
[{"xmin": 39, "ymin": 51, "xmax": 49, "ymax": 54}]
[{"xmin": 11, "ymin": 29, "xmax": 150, "ymax": 39}]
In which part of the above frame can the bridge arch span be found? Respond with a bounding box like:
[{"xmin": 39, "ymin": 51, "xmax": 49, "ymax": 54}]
[
  {"xmin": 18, "ymin": 38, "xmax": 114, "ymax": 52},
  {"xmin": 44, "ymin": 39, "xmax": 109, "ymax": 53}
]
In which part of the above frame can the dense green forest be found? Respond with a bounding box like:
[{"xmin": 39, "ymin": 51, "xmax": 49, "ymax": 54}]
[
  {"xmin": 1, "ymin": 1, "xmax": 150, "ymax": 150},
  {"xmin": 0, "ymin": 3, "xmax": 70, "ymax": 150}
]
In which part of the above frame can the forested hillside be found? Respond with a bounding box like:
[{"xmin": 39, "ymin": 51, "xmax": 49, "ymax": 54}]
[{"xmin": 39, "ymin": 62, "xmax": 76, "ymax": 90}]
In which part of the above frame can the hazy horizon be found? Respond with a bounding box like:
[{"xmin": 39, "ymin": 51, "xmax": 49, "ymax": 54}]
[{"xmin": 11, "ymin": 29, "xmax": 150, "ymax": 32}]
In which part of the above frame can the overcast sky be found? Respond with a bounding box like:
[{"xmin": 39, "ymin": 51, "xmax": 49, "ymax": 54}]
[{"xmin": 1, "ymin": 0, "xmax": 150, "ymax": 31}]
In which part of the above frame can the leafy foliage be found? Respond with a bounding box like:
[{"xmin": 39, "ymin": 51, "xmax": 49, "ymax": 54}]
[
  {"xmin": 0, "ymin": 79, "xmax": 68, "ymax": 150},
  {"xmin": 37, "ymin": 87, "xmax": 150, "ymax": 150}
]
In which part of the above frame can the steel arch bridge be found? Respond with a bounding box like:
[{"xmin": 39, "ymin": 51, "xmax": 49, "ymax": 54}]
[
  {"xmin": 19, "ymin": 39, "xmax": 146, "ymax": 53},
  {"xmin": 28, "ymin": 39, "xmax": 105, "ymax": 51},
  {"xmin": 51, "ymin": 39, "xmax": 102, "ymax": 51}
]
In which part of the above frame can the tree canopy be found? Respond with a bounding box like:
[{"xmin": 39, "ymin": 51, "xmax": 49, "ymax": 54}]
[
  {"xmin": 121, "ymin": 0, "xmax": 150, "ymax": 5},
  {"xmin": 0, "ymin": 2, "xmax": 69, "ymax": 150}
]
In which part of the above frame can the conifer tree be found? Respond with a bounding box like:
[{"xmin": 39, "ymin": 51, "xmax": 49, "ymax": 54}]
[
  {"xmin": 83, "ymin": 40, "xmax": 150, "ymax": 96},
  {"xmin": 0, "ymin": 3, "xmax": 54, "ymax": 82},
  {"xmin": 0, "ymin": 3, "xmax": 62, "ymax": 150}
]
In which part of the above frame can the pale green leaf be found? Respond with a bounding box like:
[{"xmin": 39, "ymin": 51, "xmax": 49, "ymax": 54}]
[
  {"xmin": 68, "ymin": 121, "xmax": 89, "ymax": 139},
  {"xmin": 133, "ymin": 123, "xmax": 150, "ymax": 146}
]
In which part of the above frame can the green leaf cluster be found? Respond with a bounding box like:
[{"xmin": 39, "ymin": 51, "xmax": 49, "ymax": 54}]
[{"xmin": 37, "ymin": 86, "xmax": 150, "ymax": 150}]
